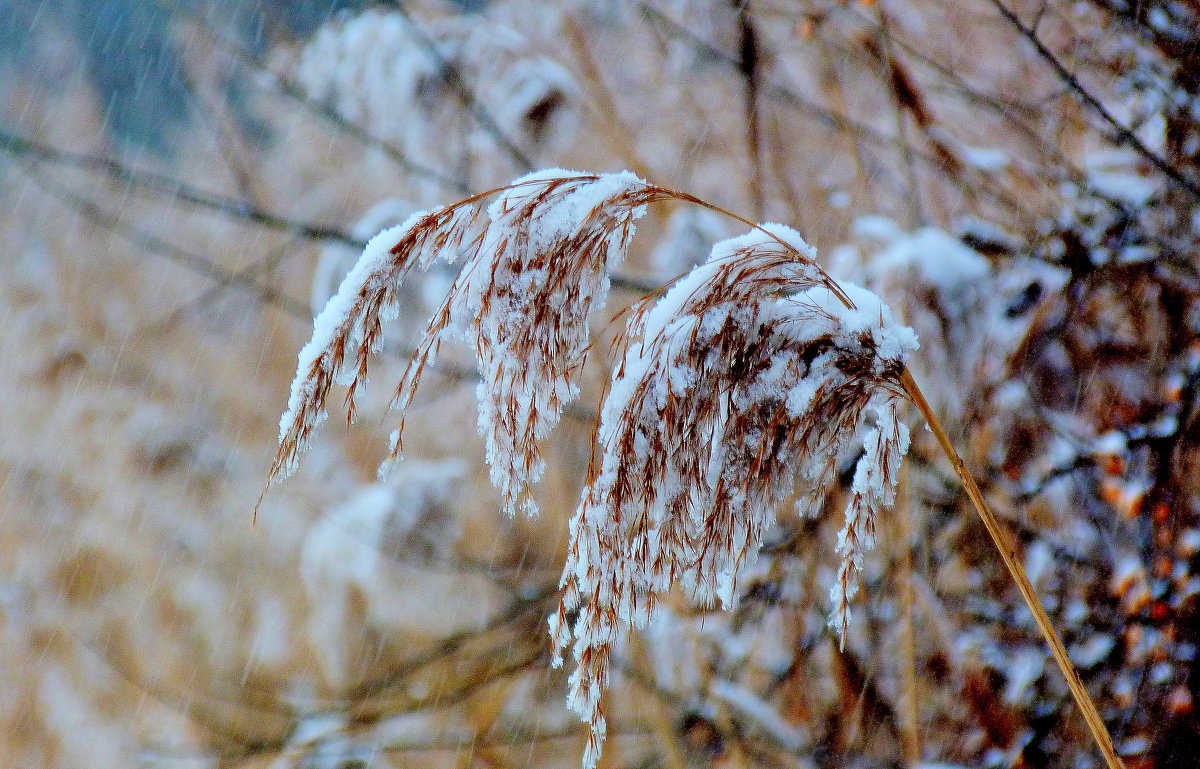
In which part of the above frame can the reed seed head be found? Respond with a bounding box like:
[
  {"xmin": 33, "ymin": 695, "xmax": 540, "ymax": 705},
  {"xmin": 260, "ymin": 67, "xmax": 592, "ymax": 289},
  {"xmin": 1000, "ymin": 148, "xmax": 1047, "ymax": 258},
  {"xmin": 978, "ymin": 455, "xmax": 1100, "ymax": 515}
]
[{"xmin": 265, "ymin": 171, "xmax": 918, "ymax": 769}]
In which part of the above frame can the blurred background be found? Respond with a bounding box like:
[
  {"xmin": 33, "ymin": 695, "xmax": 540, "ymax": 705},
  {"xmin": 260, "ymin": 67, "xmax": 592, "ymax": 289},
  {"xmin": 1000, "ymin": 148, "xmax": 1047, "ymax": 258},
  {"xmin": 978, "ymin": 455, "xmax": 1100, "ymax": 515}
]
[{"xmin": 2, "ymin": 0, "xmax": 1198, "ymax": 767}]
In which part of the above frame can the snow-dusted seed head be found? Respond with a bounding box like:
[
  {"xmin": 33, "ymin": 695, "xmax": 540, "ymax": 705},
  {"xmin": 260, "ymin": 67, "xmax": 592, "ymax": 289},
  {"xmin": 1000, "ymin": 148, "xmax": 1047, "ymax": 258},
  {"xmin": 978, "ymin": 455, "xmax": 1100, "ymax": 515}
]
[
  {"xmin": 267, "ymin": 171, "xmax": 657, "ymax": 518},
  {"xmin": 550, "ymin": 224, "xmax": 917, "ymax": 769},
  {"xmin": 269, "ymin": 201, "xmax": 485, "ymax": 489},
  {"xmin": 439, "ymin": 169, "xmax": 656, "ymax": 516},
  {"xmin": 264, "ymin": 170, "xmax": 918, "ymax": 769}
]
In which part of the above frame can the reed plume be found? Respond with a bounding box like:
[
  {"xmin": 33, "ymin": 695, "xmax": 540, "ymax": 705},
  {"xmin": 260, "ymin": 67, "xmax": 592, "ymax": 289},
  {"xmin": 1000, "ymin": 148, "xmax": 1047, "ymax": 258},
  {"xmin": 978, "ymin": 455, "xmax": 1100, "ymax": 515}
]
[
  {"xmin": 263, "ymin": 170, "xmax": 1125, "ymax": 769},
  {"xmin": 550, "ymin": 224, "xmax": 917, "ymax": 767},
  {"xmin": 269, "ymin": 170, "xmax": 656, "ymax": 519}
]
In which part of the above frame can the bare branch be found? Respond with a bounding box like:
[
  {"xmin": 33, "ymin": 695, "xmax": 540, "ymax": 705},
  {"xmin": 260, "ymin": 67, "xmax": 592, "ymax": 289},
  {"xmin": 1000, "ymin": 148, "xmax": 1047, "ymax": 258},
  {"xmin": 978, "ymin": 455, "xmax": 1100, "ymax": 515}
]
[
  {"xmin": 0, "ymin": 130, "xmax": 362, "ymax": 247},
  {"xmin": 387, "ymin": 0, "xmax": 535, "ymax": 173},
  {"xmin": 986, "ymin": 0, "xmax": 1200, "ymax": 202}
]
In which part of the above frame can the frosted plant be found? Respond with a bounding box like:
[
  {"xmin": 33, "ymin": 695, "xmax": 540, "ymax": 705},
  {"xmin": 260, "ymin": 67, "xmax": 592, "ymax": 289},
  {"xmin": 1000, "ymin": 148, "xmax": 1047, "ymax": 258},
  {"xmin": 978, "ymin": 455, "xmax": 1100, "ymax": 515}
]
[
  {"xmin": 830, "ymin": 217, "xmax": 994, "ymax": 417},
  {"xmin": 473, "ymin": 53, "xmax": 579, "ymax": 156},
  {"xmin": 270, "ymin": 169, "xmax": 658, "ymax": 518},
  {"xmin": 295, "ymin": 9, "xmax": 466, "ymax": 181},
  {"xmin": 549, "ymin": 225, "xmax": 916, "ymax": 767},
  {"xmin": 264, "ymin": 170, "xmax": 1126, "ymax": 769},
  {"xmin": 309, "ymin": 198, "xmax": 461, "ymax": 364},
  {"xmin": 301, "ymin": 458, "xmax": 468, "ymax": 688},
  {"xmin": 310, "ymin": 198, "xmax": 418, "ymax": 317}
]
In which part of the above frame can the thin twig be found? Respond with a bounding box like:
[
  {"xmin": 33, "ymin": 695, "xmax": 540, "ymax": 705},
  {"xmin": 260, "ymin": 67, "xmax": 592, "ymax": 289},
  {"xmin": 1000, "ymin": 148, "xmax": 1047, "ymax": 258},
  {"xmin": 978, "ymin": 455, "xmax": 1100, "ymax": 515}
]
[
  {"xmin": 562, "ymin": 15, "xmax": 659, "ymax": 182},
  {"xmin": 873, "ymin": 2, "xmax": 925, "ymax": 228},
  {"xmin": 986, "ymin": 0, "xmax": 1200, "ymax": 202},
  {"xmin": 387, "ymin": 0, "xmax": 534, "ymax": 173},
  {"xmin": 895, "ymin": 462, "xmax": 921, "ymax": 768},
  {"xmin": 0, "ymin": 130, "xmax": 362, "ymax": 246},
  {"xmin": 348, "ymin": 586, "xmax": 554, "ymax": 702},
  {"xmin": 151, "ymin": 239, "xmax": 294, "ymax": 332},
  {"xmin": 735, "ymin": 0, "xmax": 765, "ymax": 219},
  {"xmin": 899, "ymin": 366, "xmax": 1126, "ymax": 769},
  {"xmin": 176, "ymin": 61, "xmax": 266, "ymax": 206},
  {"xmin": 638, "ymin": 2, "xmax": 1032, "ymax": 221},
  {"xmin": 3, "ymin": 130, "xmax": 662, "ymax": 297},
  {"xmin": 14, "ymin": 160, "xmax": 311, "ymax": 318}
]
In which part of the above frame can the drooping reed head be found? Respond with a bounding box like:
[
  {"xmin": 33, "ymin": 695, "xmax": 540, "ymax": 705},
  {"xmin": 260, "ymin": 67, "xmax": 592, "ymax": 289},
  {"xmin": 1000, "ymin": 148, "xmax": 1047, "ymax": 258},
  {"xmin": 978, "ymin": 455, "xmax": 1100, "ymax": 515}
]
[
  {"xmin": 551, "ymin": 223, "xmax": 916, "ymax": 767},
  {"xmin": 264, "ymin": 171, "xmax": 918, "ymax": 769},
  {"xmin": 269, "ymin": 170, "xmax": 658, "ymax": 518}
]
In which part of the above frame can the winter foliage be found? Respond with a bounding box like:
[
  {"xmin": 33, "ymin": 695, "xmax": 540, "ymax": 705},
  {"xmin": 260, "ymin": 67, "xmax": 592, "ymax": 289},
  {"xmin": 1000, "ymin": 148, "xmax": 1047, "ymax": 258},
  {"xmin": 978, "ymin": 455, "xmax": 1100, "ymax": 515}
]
[
  {"xmin": 272, "ymin": 170, "xmax": 658, "ymax": 519},
  {"xmin": 552, "ymin": 227, "xmax": 917, "ymax": 766}
]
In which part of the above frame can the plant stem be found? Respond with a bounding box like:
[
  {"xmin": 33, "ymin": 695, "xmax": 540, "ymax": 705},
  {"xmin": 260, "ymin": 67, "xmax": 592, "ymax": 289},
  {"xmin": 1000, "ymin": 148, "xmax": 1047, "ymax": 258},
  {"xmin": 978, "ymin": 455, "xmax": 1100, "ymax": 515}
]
[
  {"xmin": 896, "ymin": 461, "xmax": 921, "ymax": 768},
  {"xmin": 898, "ymin": 367, "xmax": 1125, "ymax": 769}
]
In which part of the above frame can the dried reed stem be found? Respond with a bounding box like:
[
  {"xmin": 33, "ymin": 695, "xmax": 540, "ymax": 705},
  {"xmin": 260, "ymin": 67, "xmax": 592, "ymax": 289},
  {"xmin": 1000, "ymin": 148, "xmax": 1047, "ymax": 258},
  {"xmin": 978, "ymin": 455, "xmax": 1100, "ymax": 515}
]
[
  {"xmin": 563, "ymin": 16, "xmax": 657, "ymax": 183},
  {"xmin": 628, "ymin": 633, "xmax": 688, "ymax": 769},
  {"xmin": 898, "ymin": 367, "xmax": 1126, "ymax": 769},
  {"xmin": 896, "ymin": 462, "xmax": 921, "ymax": 768},
  {"xmin": 873, "ymin": 3, "xmax": 924, "ymax": 228}
]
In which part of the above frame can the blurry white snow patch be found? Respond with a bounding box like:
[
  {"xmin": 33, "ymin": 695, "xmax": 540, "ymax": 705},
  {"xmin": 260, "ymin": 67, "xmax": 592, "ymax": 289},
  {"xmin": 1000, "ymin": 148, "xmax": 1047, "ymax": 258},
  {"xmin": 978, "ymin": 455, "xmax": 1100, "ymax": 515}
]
[
  {"xmin": 476, "ymin": 54, "xmax": 581, "ymax": 156},
  {"xmin": 710, "ymin": 680, "xmax": 809, "ymax": 750},
  {"xmin": 1070, "ymin": 633, "xmax": 1116, "ymax": 669},
  {"xmin": 641, "ymin": 607, "xmax": 709, "ymax": 694},
  {"xmin": 649, "ymin": 205, "xmax": 731, "ymax": 278},
  {"xmin": 38, "ymin": 666, "xmax": 126, "ymax": 768},
  {"xmin": 954, "ymin": 214, "xmax": 1021, "ymax": 254},
  {"xmin": 1023, "ymin": 540, "xmax": 1055, "ymax": 590},
  {"xmin": 830, "ymin": 217, "xmax": 990, "ymax": 414},
  {"xmin": 957, "ymin": 144, "xmax": 1010, "ymax": 171},
  {"xmin": 272, "ymin": 711, "xmax": 379, "ymax": 769},
  {"xmin": 300, "ymin": 458, "xmax": 505, "ymax": 688},
  {"xmin": 292, "ymin": 9, "xmax": 582, "ymax": 198},
  {"xmin": 1003, "ymin": 646, "xmax": 1045, "ymax": 704},
  {"xmin": 1083, "ymin": 147, "xmax": 1161, "ymax": 208}
]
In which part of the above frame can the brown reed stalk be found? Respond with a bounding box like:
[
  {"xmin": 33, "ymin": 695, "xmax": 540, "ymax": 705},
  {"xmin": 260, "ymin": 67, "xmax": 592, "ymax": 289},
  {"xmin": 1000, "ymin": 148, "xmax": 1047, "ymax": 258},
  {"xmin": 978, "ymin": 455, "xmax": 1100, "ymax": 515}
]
[
  {"xmin": 895, "ymin": 461, "xmax": 921, "ymax": 768},
  {"xmin": 263, "ymin": 170, "xmax": 1127, "ymax": 769},
  {"xmin": 899, "ymin": 367, "xmax": 1125, "ymax": 769}
]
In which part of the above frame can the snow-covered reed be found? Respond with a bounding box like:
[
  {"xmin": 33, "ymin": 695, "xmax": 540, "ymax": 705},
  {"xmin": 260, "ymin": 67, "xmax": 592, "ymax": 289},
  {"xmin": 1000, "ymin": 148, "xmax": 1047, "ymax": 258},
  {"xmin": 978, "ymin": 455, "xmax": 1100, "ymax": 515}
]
[
  {"xmin": 269, "ymin": 170, "xmax": 658, "ymax": 520},
  {"xmin": 550, "ymin": 224, "xmax": 916, "ymax": 767},
  {"xmin": 263, "ymin": 170, "xmax": 1123, "ymax": 769}
]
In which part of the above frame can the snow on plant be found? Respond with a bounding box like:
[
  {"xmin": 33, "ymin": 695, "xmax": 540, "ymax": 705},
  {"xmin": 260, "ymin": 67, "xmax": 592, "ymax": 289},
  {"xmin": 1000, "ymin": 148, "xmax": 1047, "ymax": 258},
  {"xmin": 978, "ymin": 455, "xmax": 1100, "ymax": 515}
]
[
  {"xmin": 475, "ymin": 53, "xmax": 579, "ymax": 153},
  {"xmin": 310, "ymin": 198, "xmax": 457, "ymax": 343},
  {"xmin": 301, "ymin": 458, "xmax": 468, "ymax": 688},
  {"xmin": 270, "ymin": 170, "xmax": 658, "ymax": 517},
  {"xmin": 263, "ymin": 170, "xmax": 1125, "ymax": 769},
  {"xmin": 549, "ymin": 225, "xmax": 916, "ymax": 767},
  {"xmin": 830, "ymin": 217, "xmax": 991, "ymax": 416}
]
